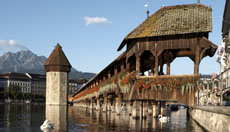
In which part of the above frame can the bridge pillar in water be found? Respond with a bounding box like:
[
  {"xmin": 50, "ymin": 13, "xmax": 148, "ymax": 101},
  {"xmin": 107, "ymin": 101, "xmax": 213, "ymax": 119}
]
[
  {"xmin": 93, "ymin": 99, "xmax": 97, "ymax": 110},
  {"xmin": 132, "ymin": 100, "xmax": 140, "ymax": 119},
  {"xmin": 84, "ymin": 102, "xmax": 86, "ymax": 108},
  {"xmin": 111, "ymin": 98, "xmax": 116, "ymax": 113},
  {"xmin": 115, "ymin": 95, "xmax": 122, "ymax": 115},
  {"xmin": 103, "ymin": 96, "xmax": 107, "ymax": 112},
  {"xmin": 107, "ymin": 99, "xmax": 112, "ymax": 111},
  {"xmin": 46, "ymin": 105, "xmax": 67, "ymax": 131},
  {"xmin": 161, "ymin": 101, "xmax": 167, "ymax": 116},
  {"xmin": 96, "ymin": 98, "xmax": 100, "ymax": 111},
  {"xmin": 142, "ymin": 101, "xmax": 148, "ymax": 119},
  {"xmin": 152, "ymin": 101, "xmax": 158, "ymax": 118},
  {"xmin": 148, "ymin": 101, "xmax": 153, "ymax": 116},
  {"xmin": 89, "ymin": 99, "xmax": 93, "ymax": 110},
  {"xmin": 44, "ymin": 44, "xmax": 71, "ymax": 106},
  {"xmin": 81, "ymin": 101, "xmax": 85, "ymax": 107},
  {"xmin": 126, "ymin": 101, "xmax": 131, "ymax": 115}
]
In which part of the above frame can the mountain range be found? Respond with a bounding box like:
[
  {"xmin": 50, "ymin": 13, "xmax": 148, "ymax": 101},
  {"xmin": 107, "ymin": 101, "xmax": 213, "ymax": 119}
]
[{"xmin": 0, "ymin": 50, "xmax": 95, "ymax": 79}]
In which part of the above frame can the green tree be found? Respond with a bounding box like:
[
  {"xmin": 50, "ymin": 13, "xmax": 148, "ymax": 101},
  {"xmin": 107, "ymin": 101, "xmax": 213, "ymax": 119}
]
[
  {"xmin": 25, "ymin": 93, "xmax": 32, "ymax": 100},
  {"xmin": 21, "ymin": 92, "xmax": 25, "ymax": 100},
  {"xmin": 4, "ymin": 86, "xmax": 11, "ymax": 98},
  {"xmin": 8, "ymin": 85, "xmax": 21, "ymax": 100}
]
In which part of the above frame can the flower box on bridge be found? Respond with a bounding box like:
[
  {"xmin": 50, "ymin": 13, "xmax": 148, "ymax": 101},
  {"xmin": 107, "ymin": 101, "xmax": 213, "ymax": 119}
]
[{"xmin": 131, "ymin": 74, "xmax": 200, "ymax": 106}]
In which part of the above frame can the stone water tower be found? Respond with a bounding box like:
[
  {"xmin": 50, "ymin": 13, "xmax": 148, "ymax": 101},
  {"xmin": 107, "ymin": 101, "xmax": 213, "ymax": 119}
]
[{"xmin": 44, "ymin": 44, "xmax": 71, "ymax": 105}]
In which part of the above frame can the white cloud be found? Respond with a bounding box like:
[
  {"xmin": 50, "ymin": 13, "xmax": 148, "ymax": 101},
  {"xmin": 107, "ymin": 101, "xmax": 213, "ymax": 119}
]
[
  {"xmin": 0, "ymin": 40, "xmax": 7, "ymax": 46},
  {"xmin": 84, "ymin": 16, "xmax": 111, "ymax": 26},
  {"xmin": 0, "ymin": 40, "xmax": 28, "ymax": 52},
  {"xmin": 9, "ymin": 40, "xmax": 16, "ymax": 46}
]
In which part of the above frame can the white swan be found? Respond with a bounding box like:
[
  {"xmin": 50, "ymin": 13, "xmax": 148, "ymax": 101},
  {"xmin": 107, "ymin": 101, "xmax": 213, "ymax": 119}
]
[
  {"xmin": 158, "ymin": 115, "xmax": 170, "ymax": 123},
  {"xmin": 40, "ymin": 120, "xmax": 54, "ymax": 131}
]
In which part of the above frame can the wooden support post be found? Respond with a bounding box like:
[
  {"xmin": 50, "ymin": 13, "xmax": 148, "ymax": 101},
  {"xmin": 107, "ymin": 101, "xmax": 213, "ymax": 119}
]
[
  {"xmin": 112, "ymin": 101, "xmax": 116, "ymax": 112},
  {"xmin": 121, "ymin": 61, "xmax": 125, "ymax": 72},
  {"xmin": 116, "ymin": 94, "xmax": 122, "ymax": 115},
  {"xmin": 96, "ymin": 98, "xmax": 100, "ymax": 111},
  {"xmin": 167, "ymin": 62, "xmax": 170, "ymax": 75},
  {"xmin": 151, "ymin": 63, "xmax": 155, "ymax": 76},
  {"xmin": 126, "ymin": 62, "xmax": 130, "ymax": 73},
  {"xmin": 108, "ymin": 70, "xmax": 111, "ymax": 78},
  {"xmin": 132, "ymin": 100, "xmax": 140, "ymax": 119},
  {"xmin": 142, "ymin": 101, "xmax": 147, "ymax": 119},
  {"xmin": 152, "ymin": 101, "xmax": 158, "ymax": 118},
  {"xmin": 154, "ymin": 56, "xmax": 159, "ymax": 76},
  {"xmin": 114, "ymin": 65, "xmax": 118, "ymax": 75},
  {"xmin": 194, "ymin": 45, "xmax": 200, "ymax": 74},
  {"xmin": 160, "ymin": 101, "xmax": 166, "ymax": 116},
  {"xmin": 166, "ymin": 51, "xmax": 170, "ymax": 75},
  {"xmin": 103, "ymin": 96, "xmax": 107, "ymax": 112},
  {"xmin": 160, "ymin": 65, "xmax": 163, "ymax": 75},
  {"xmin": 147, "ymin": 101, "xmax": 153, "ymax": 116},
  {"xmin": 107, "ymin": 99, "xmax": 111, "ymax": 111},
  {"xmin": 136, "ymin": 54, "xmax": 140, "ymax": 76},
  {"xmin": 126, "ymin": 101, "xmax": 131, "ymax": 115},
  {"xmin": 160, "ymin": 56, "xmax": 163, "ymax": 75},
  {"xmin": 90, "ymin": 99, "xmax": 93, "ymax": 110}
]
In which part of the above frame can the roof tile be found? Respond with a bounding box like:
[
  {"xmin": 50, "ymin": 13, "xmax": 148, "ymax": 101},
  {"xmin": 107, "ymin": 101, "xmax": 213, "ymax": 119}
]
[{"xmin": 126, "ymin": 4, "xmax": 212, "ymax": 39}]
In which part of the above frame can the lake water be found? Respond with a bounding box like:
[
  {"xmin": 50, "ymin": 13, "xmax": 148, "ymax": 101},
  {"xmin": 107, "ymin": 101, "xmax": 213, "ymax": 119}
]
[{"xmin": 0, "ymin": 103, "xmax": 207, "ymax": 132}]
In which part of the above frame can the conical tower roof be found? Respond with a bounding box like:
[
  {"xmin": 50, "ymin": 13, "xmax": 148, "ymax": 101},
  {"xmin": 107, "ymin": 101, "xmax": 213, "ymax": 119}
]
[{"xmin": 44, "ymin": 43, "xmax": 71, "ymax": 72}]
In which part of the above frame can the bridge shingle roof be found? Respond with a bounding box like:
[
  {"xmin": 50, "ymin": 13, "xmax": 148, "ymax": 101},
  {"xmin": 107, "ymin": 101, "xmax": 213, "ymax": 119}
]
[{"xmin": 118, "ymin": 4, "xmax": 212, "ymax": 51}]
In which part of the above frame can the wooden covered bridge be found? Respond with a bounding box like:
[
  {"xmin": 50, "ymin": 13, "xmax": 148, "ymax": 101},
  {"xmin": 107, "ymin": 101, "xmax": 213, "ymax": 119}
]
[{"xmin": 73, "ymin": 4, "xmax": 217, "ymax": 118}]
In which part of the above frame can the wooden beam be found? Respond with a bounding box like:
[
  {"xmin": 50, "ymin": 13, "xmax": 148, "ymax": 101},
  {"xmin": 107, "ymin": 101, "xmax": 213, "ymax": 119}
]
[
  {"xmin": 120, "ymin": 61, "xmax": 125, "ymax": 72},
  {"xmin": 159, "ymin": 55, "xmax": 163, "ymax": 74},
  {"xmin": 108, "ymin": 70, "xmax": 111, "ymax": 78},
  {"xmin": 200, "ymin": 47, "xmax": 209, "ymax": 61},
  {"xmin": 175, "ymin": 50, "xmax": 193, "ymax": 57},
  {"xmin": 166, "ymin": 51, "xmax": 170, "ymax": 75},
  {"xmin": 136, "ymin": 53, "xmax": 140, "ymax": 76},
  {"xmin": 126, "ymin": 62, "xmax": 130, "ymax": 73},
  {"xmin": 194, "ymin": 42, "xmax": 200, "ymax": 74},
  {"xmin": 167, "ymin": 62, "xmax": 170, "ymax": 75},
  {"xmin": 114, "ymin": 65, "xmax": 118, "ymax": 75},
  {"xmin": 154, "ymin": 55, "xmax": 158, "ymax": 76},
  {"xmin": 103, "ymin": 74, "xmax": 106, "ymax": 81}
]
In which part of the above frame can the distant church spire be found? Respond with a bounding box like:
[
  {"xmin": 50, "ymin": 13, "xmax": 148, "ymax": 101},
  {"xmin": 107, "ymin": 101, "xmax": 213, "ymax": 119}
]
[
  {"xmin": 147, "ymin": 9, "xmax": 149, "ymax": 18},
  {"xmin": 144, "ymin": 3, "xmax": 149, "ymax": 18}
]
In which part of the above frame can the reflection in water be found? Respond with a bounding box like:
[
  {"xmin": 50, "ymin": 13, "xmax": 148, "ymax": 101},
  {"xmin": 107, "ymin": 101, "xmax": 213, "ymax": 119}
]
[
  {"xmin": 68, "ymin": 107, "xmax": 207, "ymax": 132},
  {"xmin": 0, "ymin": 103, "xmax": 45, "ymax": 132},
  {"xmin": 45, "ymin": 105, "xmax": 67, "ymax": 132},
  {"xmin": 0, "ymin": 104, "xmax": 207, "ymax": 132}
]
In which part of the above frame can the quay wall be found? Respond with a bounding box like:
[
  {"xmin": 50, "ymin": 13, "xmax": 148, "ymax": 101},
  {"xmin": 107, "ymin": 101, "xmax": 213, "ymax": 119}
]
[{"xmin": 190, "ymin": 106, "xmax": 230, "ymax": 132}]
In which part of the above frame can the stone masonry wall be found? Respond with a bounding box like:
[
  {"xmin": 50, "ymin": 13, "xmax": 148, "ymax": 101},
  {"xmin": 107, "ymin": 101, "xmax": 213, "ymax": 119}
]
[
  {"xmin": 46, "ymin": 72, "xmax": 68, "ymax": 105},
  {"xmin": 190, "ymin": 106, "xmax": 230, "ymax": 132}
]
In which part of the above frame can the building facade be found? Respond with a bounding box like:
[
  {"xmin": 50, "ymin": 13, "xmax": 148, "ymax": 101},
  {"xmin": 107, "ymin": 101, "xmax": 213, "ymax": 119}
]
[
  {"xmin": 29, "ymin": 74, "xmax": 46, "ymax": 96},
  {"xmin": 0, "ymin": 72, "xmax": 31, "ymax": 93},
  {"xmin": 0, "ymin": 72, "xmax": 46, "ymax": 96},
  {"xmin": 221, "ymin": 0, "xmax": 230, "ymax": 96},
  {"xmin": 69, "ymin": 78, "xmax": 87, "ymax": 95}
]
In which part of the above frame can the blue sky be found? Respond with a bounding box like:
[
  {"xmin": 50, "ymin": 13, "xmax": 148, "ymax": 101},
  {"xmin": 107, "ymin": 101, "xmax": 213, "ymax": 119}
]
[{"xmin": 0, "ymin": 0, "xmax": 226, "ymax": 75}]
